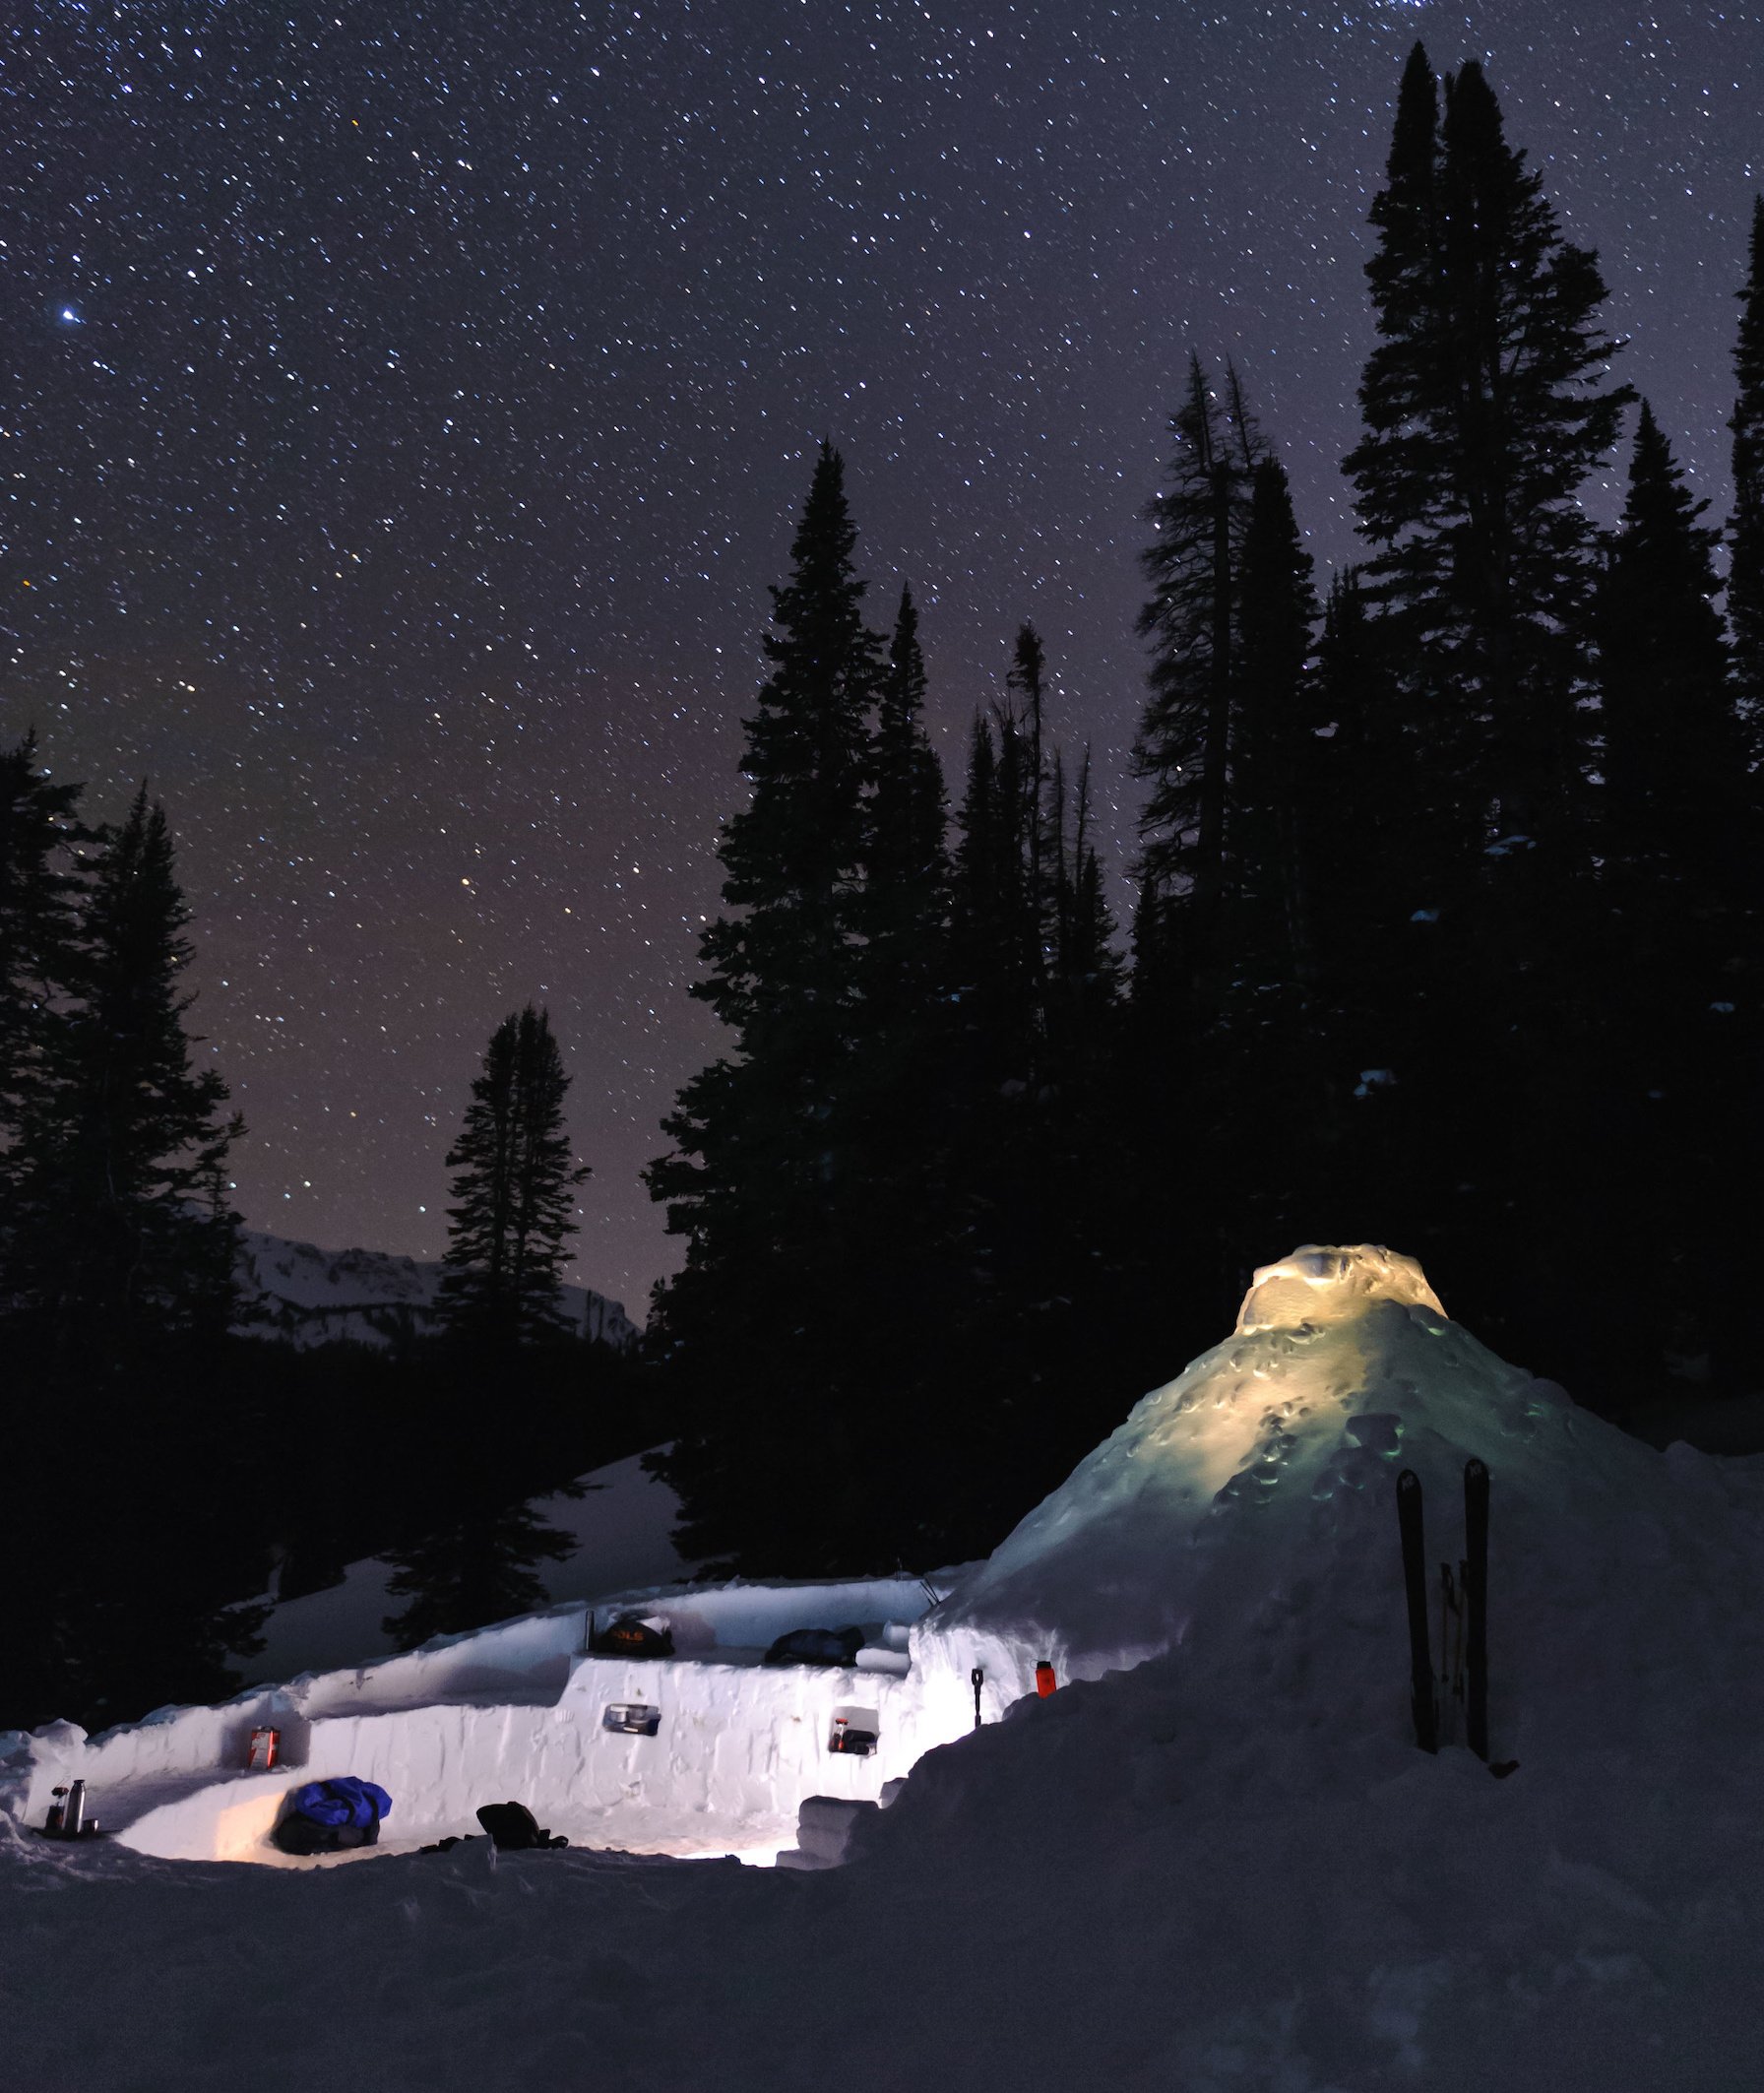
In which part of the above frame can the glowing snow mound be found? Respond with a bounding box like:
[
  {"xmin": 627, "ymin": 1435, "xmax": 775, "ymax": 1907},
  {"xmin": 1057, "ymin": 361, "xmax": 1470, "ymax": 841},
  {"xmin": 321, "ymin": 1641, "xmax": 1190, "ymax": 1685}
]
[
  {"xmin": 920, "ymin": 1243, "xmax": 1563, "ymax": 1714},
  {"xmin": 1234, "ymin": 1242, "xmax": 1445, "ymax": 1332}
]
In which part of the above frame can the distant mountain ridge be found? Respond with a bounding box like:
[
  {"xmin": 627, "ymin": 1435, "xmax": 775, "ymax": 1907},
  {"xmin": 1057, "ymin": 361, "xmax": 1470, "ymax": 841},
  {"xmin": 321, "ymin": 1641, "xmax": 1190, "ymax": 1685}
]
[{"xmin": 234, "ymin": 1229, "xmax": 638, "ymax": 1352}]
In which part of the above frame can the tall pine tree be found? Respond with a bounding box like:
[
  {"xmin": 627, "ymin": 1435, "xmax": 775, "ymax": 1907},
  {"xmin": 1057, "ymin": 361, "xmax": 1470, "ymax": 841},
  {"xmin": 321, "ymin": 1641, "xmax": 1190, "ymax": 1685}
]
[
  {"xmin": 1135, "ymin": 355, "xmax": 1261, "ymax": 986},
  {"xmin": 648, "ymin": 444, "xmax": 880, "ymax": 1570},
  {"xmin": 1228, "ymin": 455, "xmax": 1322, "ymax": 1023},
  {"xmin": 1132, "ymin": 367, "xmax": 1330, "ymax": 1314},
  {"xmin": 1008, "ymin": 620, "xmax": 1052, "ymax": 993},
  {"xmin": 1344, "ymin": 44, "xmax": 1630, "ymax": 1360},
  {"xmin": 2, "ymin": 784, "xmax": 255, "ymax": 1729},
  {"xmin": 1297, "ymin": 567, "xmax": 1440, "ymax": 1248},
  {"xmin": 1731, "ymin": 196, "xmax": 1764, "ymax": 734},
  {"xmin": 854, "ymin": 585, "xmax": 949, "ymax": 1071},
  {"xmin": 1592, "ymin": 405, "xmax": 1753, "ymax": 1383},
  {"xmin": 1347, "ymin": 46, "xmax": 1628, "ymax": 862},
  {"xmin": 0, "ymin": 733, "xmax": 88, "ymax": 1242},
  {"xmin": 934, "ymin": 657, "xmax": 1131, "ymax": 1539},
  {"xmin": 438, "ymin": 1003, "xmax": 590, "ymax": 1351},
  {"xmin": 12, "ymin": 786, "xmax": 239, "ymax": 1361},
  {"xmin": 1598, "ymin": 406, "xmax": 1742, "ymax": 905}
]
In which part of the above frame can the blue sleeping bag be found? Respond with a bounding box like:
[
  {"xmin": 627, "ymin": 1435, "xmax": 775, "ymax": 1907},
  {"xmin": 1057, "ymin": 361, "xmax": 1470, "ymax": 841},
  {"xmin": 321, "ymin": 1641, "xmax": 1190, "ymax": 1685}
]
[
  {"xmin": 272, "ymin": 1777, "xmax": 393, "ymax": 1854},
  {"xmin": 292, "ymin": 1777, "xmax": 392, "ymax": 1828}
]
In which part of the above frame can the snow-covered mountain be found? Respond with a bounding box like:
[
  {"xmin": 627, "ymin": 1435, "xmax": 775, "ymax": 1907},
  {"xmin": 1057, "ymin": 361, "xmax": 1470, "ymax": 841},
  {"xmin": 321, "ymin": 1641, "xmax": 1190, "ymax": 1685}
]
[{"xmin": 232, "ymin": 1227, "xmax": 638, "ymax": 1352}]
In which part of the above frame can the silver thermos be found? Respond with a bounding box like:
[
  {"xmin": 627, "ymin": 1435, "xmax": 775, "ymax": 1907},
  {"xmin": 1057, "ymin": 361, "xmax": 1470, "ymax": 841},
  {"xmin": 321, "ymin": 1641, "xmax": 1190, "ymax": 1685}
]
[{"xmin": 62, "ymin": 1778, "xmax": 86, "ymax": 1839}]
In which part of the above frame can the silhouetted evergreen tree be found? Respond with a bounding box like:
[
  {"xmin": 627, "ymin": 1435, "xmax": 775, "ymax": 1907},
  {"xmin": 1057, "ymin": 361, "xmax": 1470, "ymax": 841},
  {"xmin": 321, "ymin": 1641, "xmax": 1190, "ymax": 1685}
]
[
  {"xmin": 1599, "ymin": 406, "xmax": 1742, "ymax": 905},
  {"xmin": 1009, "ymin": 620, "xmax": 1052, "ymax": 983},
  {"xmin": 0, "ymin": 782, "xmax": 256, "ymax": 1731},
  {"xmin": 1293, "ymin": 568, "xmax": 1447, "ymax": 1255},
  {"xmin": 949, "ymin": 709, "xmax": 1003, "ymax": 1005},
  {"xmin": 1213, "ymin": 456, "xmax": 1326, "ymax": 1257},
  {"xmin": 1040, "ymin": 747, "xmax": 1125, "ymax": 1172},
  {"xmin": 1592, "ymin": 405, "xmax": 1754, "ymax": 1380},
  {"xmin": 1135, "ymin": 356, "xmax": 1260, "ymax": 993},
  {"xmin": 1308, "ymin": 571, "xmax": 1410, "ymax": 952},
  {"xmin": 11, "ymin": 785, "xmax": 240, "ymax": 1361},
  {"xmin": 932, "ymin": 656, "xmax": 1131, "ymax": 1536},
  {"xmin": 0, "ymin": 733, "xmax": 87, "ymax": 1251},
  {"xmin": 648, "ymin": 444, "xmax": 881, "ymax": 1570},
  {"xmin": 1131, "ymin": 367, "xmax": 1339, "ymax": 1310},
  {"xmin": 854, "ymin": 585, "xmax": 949, "ymax": 1068},
  {"xmin": 1229, "ymin": 456, "xmax": 1322, "ymax": 1024},
  {"xmin": 1344, "ymin": 44, "xmax": 1630, "ymax": 1358},
  {"xmin": 1732, "ymin": 197, "xmax": 1764, "ymax": 734},
  {"xmin": 1347, "ymin": 45, "xmax": 1627, "ymax": 863},
  {"xmin": 948, "ymin": 707, "xmax": 1039, "ymax": 1082},
  {"xmin": 438, "ymin": 1004, "xmax": 589, "ymax": 1350},
  {"xmin": 1044, "ymin": 748, "xmax": 1124, "ymax": 1071}
]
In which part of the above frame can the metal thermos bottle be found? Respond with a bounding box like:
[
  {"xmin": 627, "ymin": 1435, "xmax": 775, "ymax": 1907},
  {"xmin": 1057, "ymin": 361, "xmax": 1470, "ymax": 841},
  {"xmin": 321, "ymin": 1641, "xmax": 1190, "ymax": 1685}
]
[{"xmin": 63, "ymin": 1779, "xmax": 87, "ymax": 1838}]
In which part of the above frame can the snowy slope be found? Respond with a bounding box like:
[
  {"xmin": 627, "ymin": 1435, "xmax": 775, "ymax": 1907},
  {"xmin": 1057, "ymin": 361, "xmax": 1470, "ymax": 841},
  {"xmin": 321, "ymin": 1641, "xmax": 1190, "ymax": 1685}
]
[
  {"xmin": 8, "ymin": 1244, "xmax": 1764, "ymax": 2090},
  {"xmin": 233, "ymin": 1227, "xmax": 638, "ymax": 1350}
]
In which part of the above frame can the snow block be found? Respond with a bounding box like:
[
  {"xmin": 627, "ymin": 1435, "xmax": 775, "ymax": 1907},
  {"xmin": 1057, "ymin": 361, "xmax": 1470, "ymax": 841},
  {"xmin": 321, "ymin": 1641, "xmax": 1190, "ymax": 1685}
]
[{"xmin": 777, "ymin": 1794, "xmax": 879, "ymax": 1871}]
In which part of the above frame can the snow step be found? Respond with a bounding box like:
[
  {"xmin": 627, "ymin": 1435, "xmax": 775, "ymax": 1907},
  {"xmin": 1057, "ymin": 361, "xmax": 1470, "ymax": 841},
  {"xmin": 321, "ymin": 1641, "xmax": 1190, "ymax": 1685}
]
[{"xmin": 776, "ymin": 1786, "xmax": 903, "ymax": 1871}]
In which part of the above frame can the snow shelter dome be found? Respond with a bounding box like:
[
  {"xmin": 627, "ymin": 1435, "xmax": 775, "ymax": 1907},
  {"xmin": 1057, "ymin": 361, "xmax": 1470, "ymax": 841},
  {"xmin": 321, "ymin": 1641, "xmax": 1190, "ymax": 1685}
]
[
  {"xmin": 922, "ymin": 1240, "xmax": 1504, "ymax": 1705},
  {"xmin": 1234, "ymin": 1243, "xmax": 1445, "ymax": 1333}
]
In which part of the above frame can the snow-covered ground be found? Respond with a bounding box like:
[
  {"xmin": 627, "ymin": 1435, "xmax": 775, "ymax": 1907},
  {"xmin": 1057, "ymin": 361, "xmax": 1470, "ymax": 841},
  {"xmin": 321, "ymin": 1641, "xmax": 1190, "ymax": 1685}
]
[
  {"xmin": 234, "ymin": 1227, "xmax": 638, "ymax": 1350},
  {"xmin": 7, "ymin": 1244, "xmax": 1764, "ymax": 2090}
]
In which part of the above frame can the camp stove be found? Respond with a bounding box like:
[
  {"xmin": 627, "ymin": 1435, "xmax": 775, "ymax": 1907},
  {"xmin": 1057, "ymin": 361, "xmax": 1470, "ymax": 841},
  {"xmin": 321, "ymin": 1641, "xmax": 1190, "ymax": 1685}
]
[{"xmin": 601, "ymin": 1702, "xmax": 662, "ymax": 1737}]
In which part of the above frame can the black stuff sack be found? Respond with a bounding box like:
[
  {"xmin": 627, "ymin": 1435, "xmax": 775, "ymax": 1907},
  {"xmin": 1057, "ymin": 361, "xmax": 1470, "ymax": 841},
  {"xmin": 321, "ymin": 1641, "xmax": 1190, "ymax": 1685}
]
[
  {"xmin": 474, "ymin": 1801, "xmax": 569, "ymax": 1851},
  {"xmin": 764, "ymin": 1625, "xmax": 864, "ymax": 1669},
  {"xmin": 592, "ymin": 1614, "xmax": 674, "ymax": 1659}
]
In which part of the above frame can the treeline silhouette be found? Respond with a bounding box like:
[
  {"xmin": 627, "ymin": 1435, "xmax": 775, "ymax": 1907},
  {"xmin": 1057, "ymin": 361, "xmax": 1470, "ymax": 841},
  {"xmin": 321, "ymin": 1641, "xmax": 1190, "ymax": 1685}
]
[
  {"xmin": 0, "ymin": 761, "xmax": 643, "ymax": 1731},
  {"xmin": 647, "ymin": 47, "xmax": 1764, "ymax": 1576}
]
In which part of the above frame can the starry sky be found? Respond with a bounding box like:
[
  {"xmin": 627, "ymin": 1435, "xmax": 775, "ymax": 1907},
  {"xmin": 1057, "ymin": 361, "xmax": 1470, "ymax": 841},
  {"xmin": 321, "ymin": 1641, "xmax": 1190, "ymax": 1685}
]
[{"xmin": 4, "ymin": 1, "xmax": 1759, "ymax": 1316}]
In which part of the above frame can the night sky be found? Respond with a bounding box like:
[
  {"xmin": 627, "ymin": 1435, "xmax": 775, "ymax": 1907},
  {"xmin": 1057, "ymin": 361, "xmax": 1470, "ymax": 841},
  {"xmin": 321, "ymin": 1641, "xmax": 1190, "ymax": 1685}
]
[{"xmin": 4, "ymin": 2, "xmax": 1759, "ymax": 1315}]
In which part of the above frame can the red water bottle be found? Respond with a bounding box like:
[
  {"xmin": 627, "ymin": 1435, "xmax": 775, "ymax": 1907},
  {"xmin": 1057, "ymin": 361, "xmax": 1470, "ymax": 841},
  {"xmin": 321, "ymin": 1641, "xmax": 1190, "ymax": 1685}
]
[{"xmin": 1035, "ymin": 1660, "xmax": 1056, "ymax": 1697}]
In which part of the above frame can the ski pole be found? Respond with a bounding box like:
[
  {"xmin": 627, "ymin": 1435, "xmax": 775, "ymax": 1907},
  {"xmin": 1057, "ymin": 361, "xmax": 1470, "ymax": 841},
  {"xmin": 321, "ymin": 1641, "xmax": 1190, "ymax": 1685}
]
[
  {"xmin": 1397, "ymin": 1471, "xmax": 1437, "ymax": 1752},
  {"xmin": 1465, "ymin": 1459, "xmax": 1489, "ymax": 1761}
]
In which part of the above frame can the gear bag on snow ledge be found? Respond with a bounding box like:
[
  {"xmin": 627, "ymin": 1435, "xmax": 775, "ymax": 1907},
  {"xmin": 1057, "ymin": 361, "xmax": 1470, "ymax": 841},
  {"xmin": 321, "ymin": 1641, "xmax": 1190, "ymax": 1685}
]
[{"xmin": 271, "ymin": 1777, "xmax": 393, "ymax": 1855}]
